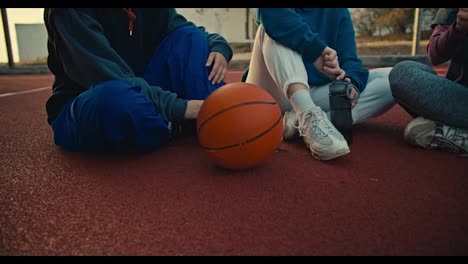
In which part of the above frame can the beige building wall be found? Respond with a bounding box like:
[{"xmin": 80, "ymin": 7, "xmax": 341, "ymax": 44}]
[
  {"xmin": 176, "ymin": 8, "xmax": 249, "ymax": 43},
  {"xmin": 0, "ymin": 8, "xmax": 255, "ymax": 64},
  {"xmin": 0, "ymin": 8, "xmax": 45, "ymax": 63}
]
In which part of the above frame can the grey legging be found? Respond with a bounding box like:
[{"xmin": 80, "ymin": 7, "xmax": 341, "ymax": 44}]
[{"xmin": 389, "ymin": 60, "xmax": 468, "ymax": 129}]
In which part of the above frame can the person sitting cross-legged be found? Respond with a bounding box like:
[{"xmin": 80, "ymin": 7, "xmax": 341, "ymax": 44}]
[
  {"xmin": 243, "ymin": 8, "xmax": 396, "ymax": 160},
  {"xmin": 389, "ymin": 8, "xmax": 468, "ymax": 156}
]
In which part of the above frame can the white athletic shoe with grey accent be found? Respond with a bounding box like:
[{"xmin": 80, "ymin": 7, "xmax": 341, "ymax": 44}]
[
  {"xmin": 296, "ymin": 106, "xmax": 350, "ymax": 160},
  {"xmin": 404, "ymin": 117, "xmax": 468, "ymax": 156}
]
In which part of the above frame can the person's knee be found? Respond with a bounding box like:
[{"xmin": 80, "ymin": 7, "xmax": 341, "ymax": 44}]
[
  {"xmin": 173, "ymin": 26, "xmax": 209, "ymax": 50},
  {"xmin": 389, "ymin": 61, "xmax": 415, "ymax": 97},
  {"xmin": 91, "ymin": 80, "xmax": 145, "ymax": 119},
  {"xmin": 389, "ymin": 61, "xmax": 425, "ymax": 89},
  {"xmin": 391, "ymin": 60, "xmax": 418, "ymax": 74}
]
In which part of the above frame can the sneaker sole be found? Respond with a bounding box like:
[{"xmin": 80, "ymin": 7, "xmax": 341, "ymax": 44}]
[
  {"xmin": 305, "ymin": 140, "xmax": 350, "ymax": 160},
  {"xmin": 311, "ymin": 146, "xmax": 350, "ymax": 161}
]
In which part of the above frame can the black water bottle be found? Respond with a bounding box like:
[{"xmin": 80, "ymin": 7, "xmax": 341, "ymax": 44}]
[{"xmin": 329, "ymin": 80, "xmax": 355, "ymax": 144}]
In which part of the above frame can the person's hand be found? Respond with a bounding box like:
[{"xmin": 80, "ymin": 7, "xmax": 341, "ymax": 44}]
[
  {"xmin": 313, "ymin": 47, "xmax": 335, "ymax": 76},
  {"xmin": 315, "ymin": 46, "xmax": 345, "ymax": 80},
  {"xmin": 327, "ymin": 68, "xmax": 346, "ymax": 81},
  {"xmin": 184, "ymin": 100, "xmax": 204, "ymax": 119},
  {"xmin": 456, "ymin": 8, "xmax": 468, "ymax": 33},
  {"xmin": 344, "ymin": 77, "xmax": 358, "ymax": 109},
  {"xmin": 206, "ymin": 52, "xmax": 228, "ymax": 85}
]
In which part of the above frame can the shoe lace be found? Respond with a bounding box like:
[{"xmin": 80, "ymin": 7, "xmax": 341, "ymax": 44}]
[{"xmin": 294, "ymin": 107, "xmax": 331, "ymax": 138}]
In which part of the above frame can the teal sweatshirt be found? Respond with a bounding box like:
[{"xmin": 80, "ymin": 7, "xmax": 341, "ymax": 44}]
[
  {"xmin": 44, "ymin": 8, "xmax": 233, "ymax": 124},
  {"xmin": 252, "ymin": 8, "xmax": 369, "ymax": 92}
]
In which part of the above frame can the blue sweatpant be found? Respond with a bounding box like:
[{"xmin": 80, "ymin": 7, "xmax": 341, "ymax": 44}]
[{"xmin": 51, "ymin": 26, "xmax": 225, "ymax": 152}]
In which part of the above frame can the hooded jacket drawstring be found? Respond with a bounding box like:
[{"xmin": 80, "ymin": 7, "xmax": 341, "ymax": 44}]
[{"xmin": 122, "ymin": 8, "xmax": 136, "ymax": 36}]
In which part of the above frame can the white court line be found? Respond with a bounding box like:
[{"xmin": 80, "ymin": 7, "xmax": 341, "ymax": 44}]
[{"xmin": 0, "ymin": 86, "xmax": 51, "ymax": 98}]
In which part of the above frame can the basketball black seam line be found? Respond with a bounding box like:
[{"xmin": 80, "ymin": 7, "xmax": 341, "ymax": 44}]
[
  {"xmin": 197, "ymin": 101, "xmax": 278, "ymax": 134},
  {"xmin": 199, "ymin": 114, "xmax": 282, "ymax": 151}
]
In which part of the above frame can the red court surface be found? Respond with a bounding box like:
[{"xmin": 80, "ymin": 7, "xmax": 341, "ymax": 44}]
[{"xmin": 1, "ymin": 68, "xmax": 467, "ymax": 256}]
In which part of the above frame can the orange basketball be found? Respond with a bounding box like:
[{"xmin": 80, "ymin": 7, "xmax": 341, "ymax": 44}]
[{"xmin": 197, "ymin": 82, "xmax": 283, "ymax": 170}]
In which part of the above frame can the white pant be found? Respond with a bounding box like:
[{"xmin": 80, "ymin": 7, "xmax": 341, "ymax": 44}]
[{"xmin": 246, "ymin": 25, "xmax": 396, "ymax": 124}]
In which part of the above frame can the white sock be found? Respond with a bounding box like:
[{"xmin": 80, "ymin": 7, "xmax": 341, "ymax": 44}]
[{"xmin": 290, "ymin": 89, "xmax": 316, "ymax": 114}]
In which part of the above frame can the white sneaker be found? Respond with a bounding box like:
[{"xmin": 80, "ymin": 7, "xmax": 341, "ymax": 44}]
[
  {"xmin": 404, "ymin": 117, "xmax": 468, "ymax": 156},
  {"xmin": 297, "ymin": 106, "xmax": 350, "ymax": 160},
  {"xmin": 283, "ymin": 111, "xmax": 300, "ymax": 141}
]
